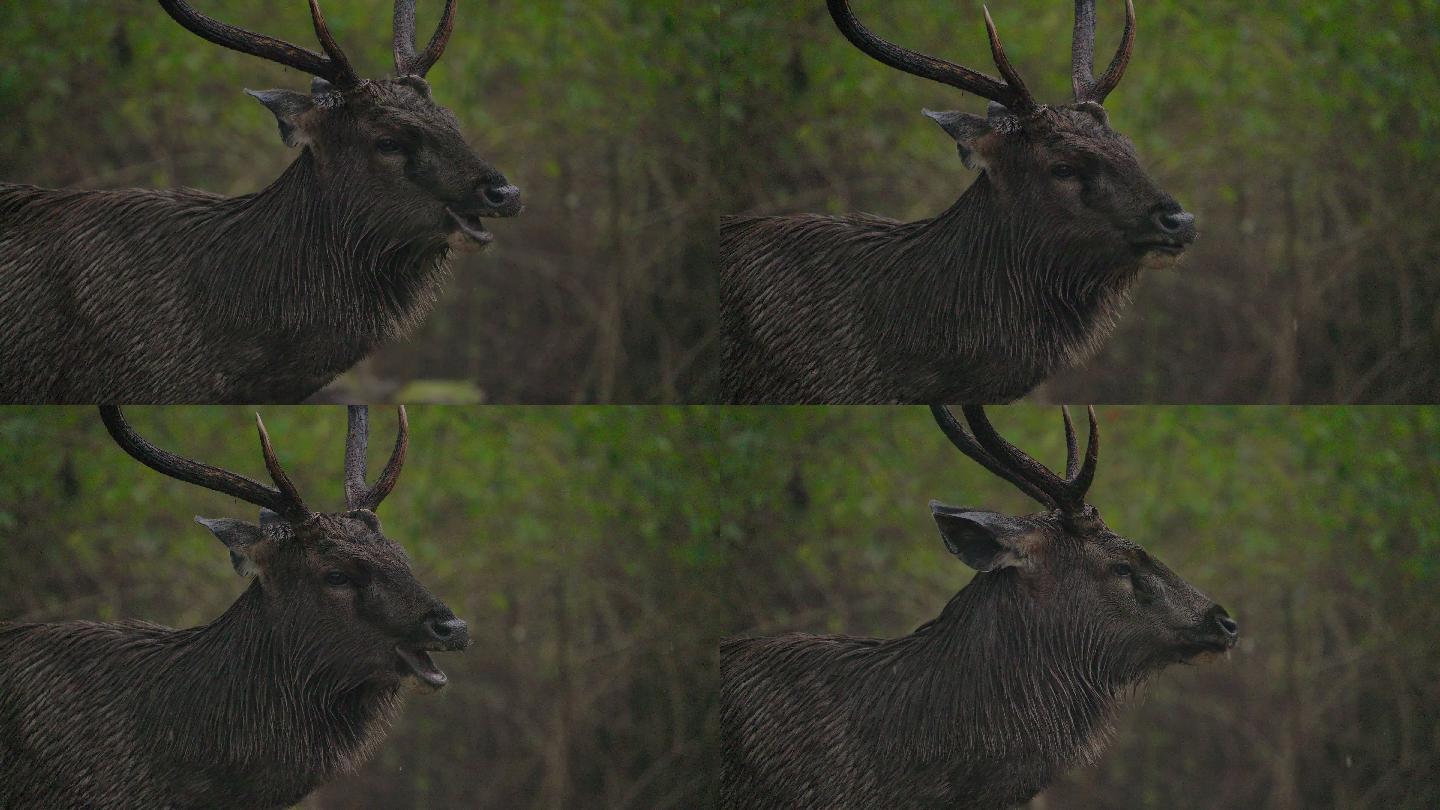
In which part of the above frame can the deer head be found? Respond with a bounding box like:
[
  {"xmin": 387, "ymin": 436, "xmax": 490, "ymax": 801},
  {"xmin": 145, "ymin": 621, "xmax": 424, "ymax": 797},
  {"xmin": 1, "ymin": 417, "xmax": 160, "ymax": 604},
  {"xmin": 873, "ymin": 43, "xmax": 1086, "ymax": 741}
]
[
  {"xmin": 929, "ymin": 405, "xmax": 1237, "ymax": 674},
  {"xmin": 830, "ymin": 0, "xmax": 1196, "ymax": 271},
  {"xmin": 159, "ymin": 0, "xmax": 521, "ymax": 251},
  {"xmin": 100, "ymin": 405, "xmax": 469, "ymax": 691}
]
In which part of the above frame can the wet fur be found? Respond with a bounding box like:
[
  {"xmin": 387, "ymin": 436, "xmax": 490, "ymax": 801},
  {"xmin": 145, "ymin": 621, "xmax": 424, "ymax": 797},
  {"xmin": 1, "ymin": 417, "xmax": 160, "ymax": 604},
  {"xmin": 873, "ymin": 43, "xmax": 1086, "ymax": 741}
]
[
  {"xmin": 0, "ymin": 506, "xmax": 459, "ymax": 808},
  {"xmin": 721, "ymin": 542, "xmax": 1164, "ymax": 810},
  {"xmin": 0, "ymin": 80, "xmax": 494, "ymax": 403},
  {"xmin": 720, "ymin": 107, "xmax": 1169, "ymax": 404},
  {"xmin": 0, "ymin": 583, "xmax": 404, "ymax": 809}
]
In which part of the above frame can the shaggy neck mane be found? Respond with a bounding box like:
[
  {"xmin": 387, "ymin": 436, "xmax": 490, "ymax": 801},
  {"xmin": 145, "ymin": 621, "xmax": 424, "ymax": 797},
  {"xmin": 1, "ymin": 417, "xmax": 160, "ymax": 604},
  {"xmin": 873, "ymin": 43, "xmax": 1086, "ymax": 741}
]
[
  {"xmin": 869, "ymin": 174, "xmax": 1141, "ymax": 373},
  {"xmin": 137, "ymin": 582, "xmax": 402, "ymax": 781},
  {"xmin": 843, "ymin": 570, "xmax": 1143, "ymax": 769},
  {"xmin": 194, "ymin": 149, "xmax": 451, "ymax": 337}
]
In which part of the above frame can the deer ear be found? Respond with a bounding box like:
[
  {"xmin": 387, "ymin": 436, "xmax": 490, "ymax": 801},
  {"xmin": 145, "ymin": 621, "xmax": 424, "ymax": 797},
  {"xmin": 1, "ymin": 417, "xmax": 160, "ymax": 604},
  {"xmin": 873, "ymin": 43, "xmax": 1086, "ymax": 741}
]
[
  {"xmin": 923, "ymin": 109, "xmax": 996, "ymax": 171},
  {"xmin": 929, "ymin": 503, "xmax": 1035, "ymax": 572},
  {"xmin": 196, "ymin": 517, "xmax": 265, "ymax": 577},
  {"xmin": 245, "ymin": 89, "xmax": 317, "ymax": 148}
]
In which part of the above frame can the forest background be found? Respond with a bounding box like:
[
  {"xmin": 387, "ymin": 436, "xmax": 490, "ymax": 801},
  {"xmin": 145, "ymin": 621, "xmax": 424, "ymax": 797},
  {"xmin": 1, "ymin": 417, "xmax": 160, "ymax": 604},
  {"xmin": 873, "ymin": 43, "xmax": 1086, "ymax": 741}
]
[
  {"xmin": 1, "ymin": 406, "xmax": 1436, "ymax": 808},
  {"xmin": 3, "ymin": 0, "xmax": 1436, "ymax": 402}
]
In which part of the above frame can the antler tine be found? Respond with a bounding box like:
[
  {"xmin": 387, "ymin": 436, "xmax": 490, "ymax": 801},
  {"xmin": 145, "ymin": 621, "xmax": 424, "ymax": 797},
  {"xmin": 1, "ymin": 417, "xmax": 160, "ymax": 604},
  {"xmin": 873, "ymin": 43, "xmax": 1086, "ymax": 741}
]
[
  {"xmin": 931, "ymin": 406, "xmax": 1056, "ymax": 508},
  {"xmin": 828, "ymin": 0, "xmax": 1035, "ymax": 114},
  {"xmin": 392, "ymin": 0, "xmax": 419, "ymax": 70},
  {"xmin": 306, "ymin": 0, "xmax": 360, "ymax": 86},
  {"xmin": 1090, "ymin": 0, "xmax": 1135, "ymax": 102},
  {"xmin": 99, "ymin": 407, "xmax": 310, "ymax": 521},
  {"xmin": 1072, "ymin": 0, "xmax": 1135, "ymax": 104},
  {"xmin": 254, "ymin": 414, "xmax": 312, "ymax": 520},
  {"xmin": 157, "ymin": 0, "xmax": 360, "ymax": 88},
  {"xmin": 980, "ymin": 6, "xmax": 1035, "ymax": 114},
  {"xmin": 1071, "ymin": 0, "xmax": 1098, "ymax": 97},
  {"xmin": 343, "ymin": 406, "xmax": 370, "ymax": 510},
  {"xmin": 1062, "ymin": 406, "xmax": 1080, "ymax": 479},
  {"xmin": 412, "ymin": 0, "xmax": 458, "ymax": 77},
  {"xmin": 961, "ymin": 405, "xmax": 1076, "ymax": 509},
  {"xmin": 349, "ymin": 407, "xmax": 409, "ymax": 512},
  {"xmin": 393, "ymin": 0, "xmax": 458, "ymax": 77},
  {"xmin": 1067, "ymin": 406, "xmax": 1100, "ymax": 503}
]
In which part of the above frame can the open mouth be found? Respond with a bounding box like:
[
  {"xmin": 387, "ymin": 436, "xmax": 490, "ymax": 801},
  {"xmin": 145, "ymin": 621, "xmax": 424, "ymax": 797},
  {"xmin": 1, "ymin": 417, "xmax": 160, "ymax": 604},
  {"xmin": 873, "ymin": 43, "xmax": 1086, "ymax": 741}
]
[
  {"xmin": 445, "ymin": 207, "xmax": 495, "ymax": 249},
  {"xmin": 395, "ymin": 644, "xmax": 450, "ymax": 689},
  {"xmin": 1131, "ymin": 240, "xmax": 1188, "ymax": 257}
]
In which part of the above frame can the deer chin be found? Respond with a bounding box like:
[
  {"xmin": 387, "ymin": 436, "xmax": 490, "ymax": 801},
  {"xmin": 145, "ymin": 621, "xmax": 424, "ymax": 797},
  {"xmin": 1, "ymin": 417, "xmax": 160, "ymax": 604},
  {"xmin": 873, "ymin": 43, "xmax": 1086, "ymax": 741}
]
[
  {"xmin": 445, "ymin": 207, "xmax": 495, "ymax": 253},
  {"xmin": 395, "ymin": 644, "xmax": 449, "ymax": 690}
]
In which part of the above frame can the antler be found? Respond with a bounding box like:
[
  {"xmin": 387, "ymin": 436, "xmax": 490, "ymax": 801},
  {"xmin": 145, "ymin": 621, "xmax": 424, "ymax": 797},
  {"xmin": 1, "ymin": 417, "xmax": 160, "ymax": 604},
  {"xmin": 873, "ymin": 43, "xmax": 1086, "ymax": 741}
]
[
  {"xmin": 828, "ymin": 0, "xmax": 1037, "ymax": 115},
  {"xmin": 1071, "ymin": 0, "xmax": 1136, "ymax": 104},
  {"xmin": 392, "ymin": 0, "xmax": 458, "ymax": 77},
  {"xmin": 930, "ymin": 405, "xmax": 1099, "ymax": 514},
  {"xmin": 343, "ymin": 406, "xmax": 409, "ymax": 512},
  {"xmin": 158, "ymin": 0, "xmax": 362, "ymax": 89},
  {"xmin": 100, "ymin": 406, "xmax": 312, "ymax": 523}
]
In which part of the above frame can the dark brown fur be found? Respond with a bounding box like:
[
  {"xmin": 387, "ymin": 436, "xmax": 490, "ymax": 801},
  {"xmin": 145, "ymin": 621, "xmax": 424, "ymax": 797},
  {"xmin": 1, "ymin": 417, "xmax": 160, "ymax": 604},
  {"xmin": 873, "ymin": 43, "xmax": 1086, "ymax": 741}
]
[
  {"xmin": 0, "ymin": 410, "xmax": 468, "ymax": 807},
  {"xmin": 721, "ymin": 2, "xmax": 1195, "ymax": 404},
  {"xmin": 721, "ymin": 410, "xmax": 1235, "ymax": 808}
]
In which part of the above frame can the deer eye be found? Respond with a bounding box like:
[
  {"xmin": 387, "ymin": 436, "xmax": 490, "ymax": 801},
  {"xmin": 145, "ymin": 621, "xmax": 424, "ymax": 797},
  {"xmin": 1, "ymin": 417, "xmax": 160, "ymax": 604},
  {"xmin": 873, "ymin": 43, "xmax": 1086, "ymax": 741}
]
[
  {"xmin": 1051, "ymin": 163, "xmax": 1079, "ymax": 180},
  {"xmin": 375, "ymin": 137, "xmax": 405, "ymax": 155},
  {"xmin": 323, "ymin": 570, "xmax": 352, "ymax": 587},
  {"xmin": 1112, "ymin": 563, "xmax": 1134, "ymax": 578}
]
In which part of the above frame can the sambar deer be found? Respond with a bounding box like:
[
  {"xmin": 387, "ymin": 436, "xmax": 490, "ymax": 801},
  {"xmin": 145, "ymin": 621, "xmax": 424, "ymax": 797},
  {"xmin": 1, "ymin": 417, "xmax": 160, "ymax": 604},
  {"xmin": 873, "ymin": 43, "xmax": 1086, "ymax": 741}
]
[
  {"xmin": 0, "ymin": 406, "xmax": 468, "ymax": 808},
  {"xmin": 721, "ymin": 406, "xmax": 1236, "ymax": 808},
  {"xmin": 0, "ymin": 1, "xmax": 522, "ymax": 402},
  {"xmin": 721, "ymin": 1, "xmax": 1196, "ymax": 403}
]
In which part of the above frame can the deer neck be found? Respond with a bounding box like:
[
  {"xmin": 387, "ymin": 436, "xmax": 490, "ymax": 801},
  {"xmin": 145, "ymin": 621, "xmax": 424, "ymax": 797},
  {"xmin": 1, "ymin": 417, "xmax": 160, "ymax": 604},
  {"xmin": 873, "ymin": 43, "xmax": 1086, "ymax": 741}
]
[
  {"xmin": 153, "ymin": 583, "xmax": 403, "ymax": 791},
  {"xmin": 872, "ymin": 174, "xmax": 1139, "ymax": 391},
  {"xmin": 864, "ymin": 573, "xmax": 1131, "ymax": 771},
  {"xmin": 201, "ymin": 149, "xmax": 451, "ymax": 340}
]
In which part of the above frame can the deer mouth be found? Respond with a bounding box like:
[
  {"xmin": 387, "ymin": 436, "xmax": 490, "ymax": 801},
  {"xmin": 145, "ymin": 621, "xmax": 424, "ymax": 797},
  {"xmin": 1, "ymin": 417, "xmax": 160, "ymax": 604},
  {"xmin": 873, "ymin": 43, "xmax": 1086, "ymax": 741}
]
[
  {"xmin": 445, "ymin": 207, "xmax": 495, "ymax": 251},
  {"xmin": 1131, "ymin": 239, "xmax": 1190, "ymax": 270},
  {"xmin": 395, "ymin": 644, "xmax": 450, "ymax": 690},
  {"xmin": 1133, "ymin": 239, "xmax": 1186, "ymax": 254},
  {"xmin": 1172, "ymin": 633, "xmax": 1237, "ymax": 663}
]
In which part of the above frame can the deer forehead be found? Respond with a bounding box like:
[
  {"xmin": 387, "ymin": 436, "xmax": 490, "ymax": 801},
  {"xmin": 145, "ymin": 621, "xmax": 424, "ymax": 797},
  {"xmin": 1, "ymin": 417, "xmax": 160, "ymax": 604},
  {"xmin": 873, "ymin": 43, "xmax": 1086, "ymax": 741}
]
[
  {"xmin": 1078, "ymin": 531, "xmax": 1142, "ymax": 554},
  {"xmin": 1039, "ymin": 120, "xmax": 1140, "ymax": 164},
  {"xmin": 1042, "ymin": 530, "xmax": 1141, "ymax": 563},
  {"xmin": 360, "ymin": 85, "xmax": 458, "ymax": 126},
  {"xmin": 312, "ymin": 536, "xmax": 412, "ymax": 570},
  {"xmin": 304, "ymin": 518, "xmax": 409, "ymax": 559}
]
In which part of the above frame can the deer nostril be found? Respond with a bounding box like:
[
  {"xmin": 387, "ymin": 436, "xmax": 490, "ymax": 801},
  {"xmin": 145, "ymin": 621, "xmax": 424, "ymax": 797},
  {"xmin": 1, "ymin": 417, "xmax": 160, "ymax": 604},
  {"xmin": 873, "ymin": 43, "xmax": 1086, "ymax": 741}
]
[
  {"xmin": 424, "ymin": 616, "xmax": 466, "ymax": 641},
  {"xmin": 1212, "ymin": 610, "xmax": 1238, "ymax": 638},
  {"xmin": 1154, "ymin": 209, "xmax": 1195, "ymax": 234},
  {"xmin": 481, "ymin": 184, "xmax": 518, "ymax": 209}
]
